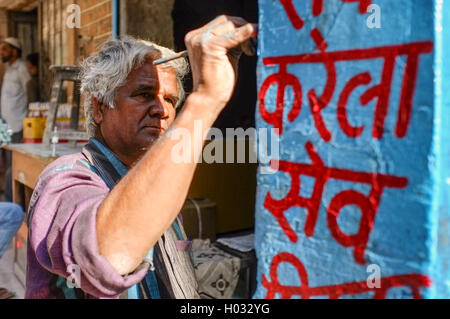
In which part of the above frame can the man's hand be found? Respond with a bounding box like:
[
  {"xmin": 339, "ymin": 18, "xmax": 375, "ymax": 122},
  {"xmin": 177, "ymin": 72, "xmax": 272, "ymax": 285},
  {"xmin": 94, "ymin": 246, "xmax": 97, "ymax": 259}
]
[{"xmin": 184, "ymin": 15, "xmax": 257, "ymax": 112}]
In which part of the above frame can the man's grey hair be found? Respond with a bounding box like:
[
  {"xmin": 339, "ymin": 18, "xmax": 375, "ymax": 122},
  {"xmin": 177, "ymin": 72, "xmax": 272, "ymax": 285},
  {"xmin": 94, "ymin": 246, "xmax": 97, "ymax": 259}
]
[{"xmin": 79, "ymin": 36, "xmax": 189, "ymax": 137}]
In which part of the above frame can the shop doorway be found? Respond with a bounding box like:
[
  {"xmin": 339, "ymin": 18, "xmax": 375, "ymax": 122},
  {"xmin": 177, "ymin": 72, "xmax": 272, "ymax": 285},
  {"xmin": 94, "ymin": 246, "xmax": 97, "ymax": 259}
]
[{"xmin": 7, "ymin": 9, "xmax": 38, "ymax": 59}]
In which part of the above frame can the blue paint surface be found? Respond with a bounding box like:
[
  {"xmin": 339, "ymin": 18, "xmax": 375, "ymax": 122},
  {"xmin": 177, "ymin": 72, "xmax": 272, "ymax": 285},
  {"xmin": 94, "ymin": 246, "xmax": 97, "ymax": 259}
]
[
  {"xmin": 433, "ymin": 0, "xmax": 450, "ymax": 299},
  {"xmin": 254, "ymin": 0, "xmax": 450, "ymax": 298}
]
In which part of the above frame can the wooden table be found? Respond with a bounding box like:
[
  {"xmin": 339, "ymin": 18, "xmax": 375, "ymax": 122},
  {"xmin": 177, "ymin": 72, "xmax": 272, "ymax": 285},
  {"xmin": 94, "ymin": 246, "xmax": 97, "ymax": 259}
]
[{"xmin": 3, "ymin": 143, "xmax": 84, "ymax": 286}]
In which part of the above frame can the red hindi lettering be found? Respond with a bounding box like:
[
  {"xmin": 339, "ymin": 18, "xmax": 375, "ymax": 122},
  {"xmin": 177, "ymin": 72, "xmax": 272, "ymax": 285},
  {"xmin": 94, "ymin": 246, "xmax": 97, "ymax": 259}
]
[
  {"xmin": 263, "ymin": 141, "xmax": 408, "ymax": 264},
  {"xmin": 260, "ymin": 42, "xmax": 433, "ymax": 140},
  {"xmin": 337, "ymin": 72, "xmax": 371, "ymax": 137},
  {"xmin": 279, "ymin": 0, "xmax": 371, "ymax": 30},
  {"xmin": 307, "ymin": 28, "xmax": 335, "ymax": 141},
  {"xmin": 259, "ymin": 64, "xmax": 302, "ymax": 135},
  {"xmin": 279, "ymin": 0, "xmax": 304, "ymax": 30},
  {"xmin": 312, "ymin": 0, "xmax": 324, "ymax": 17},
  {"xmin": 262, "ymin": 252, "xmax": 432, "ymax": 299},
  {"xmin": 341, "ymin": 0, "xmax": 372, "ymax": 14}
]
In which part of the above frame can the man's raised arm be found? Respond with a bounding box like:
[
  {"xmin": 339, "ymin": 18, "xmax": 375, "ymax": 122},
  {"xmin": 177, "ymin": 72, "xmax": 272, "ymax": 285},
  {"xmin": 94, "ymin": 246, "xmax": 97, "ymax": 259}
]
[{"xmin": 96, "ymin": 16, "xmax": 257, "ymax": 275}]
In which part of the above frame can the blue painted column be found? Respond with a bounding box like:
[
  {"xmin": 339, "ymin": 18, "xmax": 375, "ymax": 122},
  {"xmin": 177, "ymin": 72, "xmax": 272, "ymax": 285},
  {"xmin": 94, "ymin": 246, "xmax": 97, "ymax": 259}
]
[
  {"xmin": 254, "ymin": 0, "xmax": 450, "ymax": 298},
  {"xmin": 112, "ymin": 0, "xmax": 120, "ymax": 38}
]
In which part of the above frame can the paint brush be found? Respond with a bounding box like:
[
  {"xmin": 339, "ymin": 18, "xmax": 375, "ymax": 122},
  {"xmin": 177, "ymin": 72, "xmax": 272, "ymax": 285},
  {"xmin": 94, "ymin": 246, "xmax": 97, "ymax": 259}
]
[
  {"xmin": 152, "ymin": 37, "xmax": 257, "ymax": 66},
  {"xmin": 153, "ymin": 50, "xmax": 189, "ymax": 65}
]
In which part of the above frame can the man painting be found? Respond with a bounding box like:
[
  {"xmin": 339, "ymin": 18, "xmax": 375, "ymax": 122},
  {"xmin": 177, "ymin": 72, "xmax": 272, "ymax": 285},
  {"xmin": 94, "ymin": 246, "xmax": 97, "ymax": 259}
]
[{"xmin": 26, "ymin": 16, "xmax": 256, "ymax": 299}]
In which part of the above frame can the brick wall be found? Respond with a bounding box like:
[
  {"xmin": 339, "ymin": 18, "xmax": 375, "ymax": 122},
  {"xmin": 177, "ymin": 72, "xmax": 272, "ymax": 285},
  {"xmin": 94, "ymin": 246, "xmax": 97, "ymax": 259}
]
[
  {"xmin": 41, "ymin": 0, "xmax": 112, "ymax": 64},
  {"xmin": 79, "ymin": 0, "xmax": 112, "ymax": 58},
  {"xmin": 39, "ymin": 0, "xmax": 112, "ymax": 100}
]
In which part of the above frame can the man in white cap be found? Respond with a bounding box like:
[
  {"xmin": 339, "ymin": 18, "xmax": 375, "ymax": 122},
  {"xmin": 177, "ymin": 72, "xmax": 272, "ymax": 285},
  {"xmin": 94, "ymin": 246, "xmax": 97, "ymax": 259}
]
[
  {"xmin": 0, "ymin": 37, "xmax": 29, "ymax": 299},
  {"xmin": 0, "ymin": 37, "xmax": 31, "ymax": 142}
]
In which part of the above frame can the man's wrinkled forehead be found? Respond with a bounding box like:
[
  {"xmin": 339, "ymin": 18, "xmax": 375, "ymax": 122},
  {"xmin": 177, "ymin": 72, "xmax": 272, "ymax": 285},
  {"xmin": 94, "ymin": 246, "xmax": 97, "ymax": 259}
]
[
  {"xmin": 136, "ymin": 71, "xmax": 160, "ymax": 86},
  {"xmin": 125, "ymin": 61, "xmax": 159, "ymax": 88},
  {"xmin": 123, "ymin": 61, "xmax": 176, "ymax": 92}
]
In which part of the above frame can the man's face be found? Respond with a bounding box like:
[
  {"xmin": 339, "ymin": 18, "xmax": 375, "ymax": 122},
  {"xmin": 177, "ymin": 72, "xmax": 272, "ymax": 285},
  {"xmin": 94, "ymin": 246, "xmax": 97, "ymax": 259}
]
[
  {"xmin": 0, "ymin": 42, "xmax": 13, "ymax": 63},
  {"xmin": 96, "ymin": 59, "xmax": 178, "ymax": 166}
]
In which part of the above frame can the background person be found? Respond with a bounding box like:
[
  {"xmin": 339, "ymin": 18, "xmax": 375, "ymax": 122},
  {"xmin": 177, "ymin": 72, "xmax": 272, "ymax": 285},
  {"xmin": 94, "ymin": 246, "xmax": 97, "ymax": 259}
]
[{"xmin": 0, "ymin": 37, "xmax": 30, "ymax": 143}]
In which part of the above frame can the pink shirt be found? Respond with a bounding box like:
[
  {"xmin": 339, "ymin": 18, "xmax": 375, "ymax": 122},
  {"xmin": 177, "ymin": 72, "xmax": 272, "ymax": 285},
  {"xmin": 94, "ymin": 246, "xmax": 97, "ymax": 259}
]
[{"xmin": 25, "ymin": 152, "xmax": 148, "ymax": 298}]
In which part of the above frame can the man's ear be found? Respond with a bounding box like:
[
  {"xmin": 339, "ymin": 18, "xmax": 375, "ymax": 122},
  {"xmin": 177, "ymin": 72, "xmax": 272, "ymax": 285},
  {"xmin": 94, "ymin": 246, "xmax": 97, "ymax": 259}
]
[{"xmin": 92, "ymin": 97, "xmax": 106, "ymax": 125}]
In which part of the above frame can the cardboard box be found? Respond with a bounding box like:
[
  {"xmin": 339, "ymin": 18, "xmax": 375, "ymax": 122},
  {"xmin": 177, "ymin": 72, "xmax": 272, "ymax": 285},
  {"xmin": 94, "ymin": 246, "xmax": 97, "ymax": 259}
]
[{"xmin": 181, "ymin": 198, "xmax": 216, "ymax": 241}]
